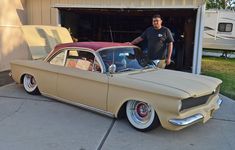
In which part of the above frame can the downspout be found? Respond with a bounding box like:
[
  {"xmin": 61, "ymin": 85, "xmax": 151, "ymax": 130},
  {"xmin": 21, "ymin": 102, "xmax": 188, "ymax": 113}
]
[
  {"xmin": 192, "ymin": 3, "xmax": 205, "ymax": 74},
  {"xmin": 56, "ymin": 8, "xmax": 61, "ymax": 26},
  {"xmin": 197, "ymin": 4, "xmax": 206, "ymax": 74}
]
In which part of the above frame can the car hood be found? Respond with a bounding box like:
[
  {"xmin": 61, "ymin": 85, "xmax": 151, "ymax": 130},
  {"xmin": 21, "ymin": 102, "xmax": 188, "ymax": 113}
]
[
  {"xmin": 21, "ymin": 25, "xmax": 73, "ymax": 60},
  {"xmin": 125, "ymin": 69, "xmax": 222, "ymax": 98}
]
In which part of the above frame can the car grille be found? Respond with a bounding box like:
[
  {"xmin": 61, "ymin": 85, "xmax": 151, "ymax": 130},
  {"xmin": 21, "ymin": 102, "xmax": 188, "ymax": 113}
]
[{"xmin": 180, "ymin": 85, "xmax": 220, "ymax": 112}]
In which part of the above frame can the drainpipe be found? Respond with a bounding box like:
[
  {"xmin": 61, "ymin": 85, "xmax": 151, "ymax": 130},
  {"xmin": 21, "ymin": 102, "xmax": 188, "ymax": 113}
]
[
  {"xmin": 56, "ymin": 8, "xmax": 61, "ymax": 26},
  {"xmin": 192, "ymin": 3, "xmax": 205, "ymax": 74}
]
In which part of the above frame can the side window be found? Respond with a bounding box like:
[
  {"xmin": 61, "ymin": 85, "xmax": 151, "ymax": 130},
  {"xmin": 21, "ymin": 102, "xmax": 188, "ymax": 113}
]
[
  {"xmin": 65, "ymin": 50, "xmax": 101, "ymax": 72},
  {"xmin": 65, "ymin": 50, "xmax": 79, "ymax": 68},
  {"xmin": 93, "ymin": 58, "xmax": 102, "ymax": 72},
  {"xmin": 218, "ymin": 23, "xmax": 233, "ymax": 32},
  {"xmin": 49, "ymin": 51, "xmax": 66, "ymax": 66}
]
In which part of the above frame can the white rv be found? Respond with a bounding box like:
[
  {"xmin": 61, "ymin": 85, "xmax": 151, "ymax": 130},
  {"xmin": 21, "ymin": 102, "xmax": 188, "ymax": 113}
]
[{"xmin": 203, "ymin": 10, "xmax": 235, "ymax": 51}]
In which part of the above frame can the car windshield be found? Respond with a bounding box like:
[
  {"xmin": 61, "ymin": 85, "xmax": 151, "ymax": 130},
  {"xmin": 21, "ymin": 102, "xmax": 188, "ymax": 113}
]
[{"xmin": 99, "ymin": 47, "xmax": 153, "ymax": 73}]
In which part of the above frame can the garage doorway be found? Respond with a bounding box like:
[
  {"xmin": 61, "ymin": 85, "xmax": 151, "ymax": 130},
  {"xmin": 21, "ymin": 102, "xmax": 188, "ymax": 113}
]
[{"xmin": 59, "ymin": 8, "xmax": 197, "ymax": 72}]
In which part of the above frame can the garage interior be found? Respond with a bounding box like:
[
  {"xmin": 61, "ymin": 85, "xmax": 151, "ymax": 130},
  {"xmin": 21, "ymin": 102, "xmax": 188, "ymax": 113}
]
[{"xmin": 59, "ymin": 8, "xmax": 197, "ymax": 72}]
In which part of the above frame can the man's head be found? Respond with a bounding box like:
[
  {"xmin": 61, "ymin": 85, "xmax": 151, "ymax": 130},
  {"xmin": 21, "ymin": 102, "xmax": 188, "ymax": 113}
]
[{"xmin": 152, "ymin": 14, "xmax": 162, "ymax": 29}]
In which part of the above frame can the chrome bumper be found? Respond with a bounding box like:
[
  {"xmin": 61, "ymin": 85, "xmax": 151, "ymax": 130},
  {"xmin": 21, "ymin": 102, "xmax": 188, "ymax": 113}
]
[
  {"xmin": 217, "ymin": 98, "xmax": 223, "ymax": 107},
  {"xmin": 169, "ymin": 98, "xmax": 223, "ymax": 126},
  {"xmin": 169, "ymin": 114, "xmax": 204, "ymax": 126},
  {"xmin": 8, "ymin": 72, "xmax": 12, "ymax": 77}
]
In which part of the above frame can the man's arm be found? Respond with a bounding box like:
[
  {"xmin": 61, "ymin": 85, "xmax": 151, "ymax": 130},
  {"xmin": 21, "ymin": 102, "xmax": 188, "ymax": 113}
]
[
  {"xmin": 166, "ymin": 42, "xmax": 173, "ymax": 65},
  {"xmin": 165, "ymin": 28, "xmax": 174, "ymax": 65},
  {"xmin": 131, "ymin": 37, "xmax": 144, "ymax": 45}
]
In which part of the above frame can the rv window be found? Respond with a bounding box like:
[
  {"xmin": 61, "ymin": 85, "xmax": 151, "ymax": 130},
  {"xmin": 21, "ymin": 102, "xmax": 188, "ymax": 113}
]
[{"xmin": 218, "ymin": 23, "xmax": 233, "ymax": 32}]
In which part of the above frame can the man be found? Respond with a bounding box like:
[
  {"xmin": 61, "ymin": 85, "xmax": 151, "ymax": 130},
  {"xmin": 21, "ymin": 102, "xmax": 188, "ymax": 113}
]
[{"xmin": 131, "ymin": 14, "xmax": 174, "ymax": 68}]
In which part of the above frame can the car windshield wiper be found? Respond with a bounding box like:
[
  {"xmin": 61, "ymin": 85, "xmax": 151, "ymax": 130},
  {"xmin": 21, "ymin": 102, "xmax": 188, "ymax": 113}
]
[{"xmin": 117, "ymin": 68, "xmax": 138, "ymax": 73}]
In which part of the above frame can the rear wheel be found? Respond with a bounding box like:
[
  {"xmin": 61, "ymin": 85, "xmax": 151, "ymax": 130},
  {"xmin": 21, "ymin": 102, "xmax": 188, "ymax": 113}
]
[
  {"xmin": 126, "ymin": 100, "xmax": 159, "ymax": 131},
  {"xmin": 23, "ymin": 74, "xmax": 40, "ymax": 95}
]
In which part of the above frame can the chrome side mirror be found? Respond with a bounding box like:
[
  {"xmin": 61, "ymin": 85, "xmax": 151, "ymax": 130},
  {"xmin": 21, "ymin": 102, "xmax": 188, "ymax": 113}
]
[{"xmin": 108, "ymin": 64, "xmax": 117, "ymax": 74}]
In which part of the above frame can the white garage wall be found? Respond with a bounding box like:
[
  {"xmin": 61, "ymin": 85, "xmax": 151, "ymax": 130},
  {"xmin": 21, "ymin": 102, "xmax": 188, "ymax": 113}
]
[
  {"xmin": 25, "ymin": 0, "xmax": 205, "ymax": 25},
  {"xmin": 0, "ymin": 0, "xmax": 31, "ymax": 71}
]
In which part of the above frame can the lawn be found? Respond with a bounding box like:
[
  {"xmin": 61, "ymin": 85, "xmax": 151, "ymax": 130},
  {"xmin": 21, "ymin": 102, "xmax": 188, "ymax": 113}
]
[{"xmin": 201, "ymin": 56, "xmax": 235, "ymax": 100}]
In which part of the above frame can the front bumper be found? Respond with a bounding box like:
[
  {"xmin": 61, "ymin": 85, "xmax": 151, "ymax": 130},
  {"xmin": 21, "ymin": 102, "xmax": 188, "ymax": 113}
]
[
  {"xmin": 168, "ymin": 98, "xmax": 223, "ymax": 126},
  {"xmin": 169, "ymin": 113, "xmax": 203, "ymax": 126}
]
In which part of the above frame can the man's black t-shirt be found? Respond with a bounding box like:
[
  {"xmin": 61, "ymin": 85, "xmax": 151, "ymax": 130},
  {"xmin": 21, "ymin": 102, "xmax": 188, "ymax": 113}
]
[{"xmin": 140, "ymin": 26, "xmax": 174, "ymax": 60}]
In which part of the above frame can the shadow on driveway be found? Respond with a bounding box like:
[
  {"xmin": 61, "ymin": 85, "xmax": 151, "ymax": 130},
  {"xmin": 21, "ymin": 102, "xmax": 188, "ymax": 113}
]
[{"xmin": 0, "ymin": 70, "xmax": 13, "ymax": 87}]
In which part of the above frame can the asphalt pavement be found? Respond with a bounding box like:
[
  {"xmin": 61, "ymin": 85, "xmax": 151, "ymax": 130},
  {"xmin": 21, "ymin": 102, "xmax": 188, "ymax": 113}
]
[
  {"xmin": 0, "ymin": 70, "xmax": 13, "ymax": 86},
  {"xmin": 0, "ymin": 83, "xmax": 234, "ymax": 150}
]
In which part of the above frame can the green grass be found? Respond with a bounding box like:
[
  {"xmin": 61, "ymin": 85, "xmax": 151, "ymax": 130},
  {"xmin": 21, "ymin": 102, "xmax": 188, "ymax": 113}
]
[{"xmin": 201, "ymin": 56, "xmax": 235, "ymax": 100}]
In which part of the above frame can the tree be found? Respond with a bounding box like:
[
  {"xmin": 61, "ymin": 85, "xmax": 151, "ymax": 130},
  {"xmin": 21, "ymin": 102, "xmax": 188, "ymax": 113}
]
[
  {"xmin": 206, "ymin": 0, "xmax": 235, "ymax": 10},
  {"xmin": 227, "ymin": 0, "xmax": 235, "ymax": 9}
]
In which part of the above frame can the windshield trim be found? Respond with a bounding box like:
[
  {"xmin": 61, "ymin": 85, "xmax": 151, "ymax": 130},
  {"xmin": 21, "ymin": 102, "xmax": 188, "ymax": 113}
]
[
  {"xmin": 98, "ymin": 46, "xmax": 152, "ymax": 73},
  {"xmin": 96, "ymin": 45, "xmax": 140, "ymax": 53}
]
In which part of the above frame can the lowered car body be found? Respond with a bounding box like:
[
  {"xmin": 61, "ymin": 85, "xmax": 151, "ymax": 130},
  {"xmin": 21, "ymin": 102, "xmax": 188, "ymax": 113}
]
[{"xmin": 10, "ymin": 42, "xmax": 222, "ymax": 131}]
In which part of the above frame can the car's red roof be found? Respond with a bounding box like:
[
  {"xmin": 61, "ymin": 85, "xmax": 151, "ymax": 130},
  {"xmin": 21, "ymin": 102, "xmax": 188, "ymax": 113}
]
[
  {"xmin": 55, "ymin": 42, "xmax": 133, "ymax": 51},
  {"xmin": 46, "ymin": 42, "xmax": 135, "ymax": 60}
]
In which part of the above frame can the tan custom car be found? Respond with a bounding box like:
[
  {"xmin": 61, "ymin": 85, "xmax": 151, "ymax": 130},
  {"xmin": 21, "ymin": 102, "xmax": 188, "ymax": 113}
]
[{"xmin": 10, "ymin": 42, "xmax": 223, "ymax": 132}]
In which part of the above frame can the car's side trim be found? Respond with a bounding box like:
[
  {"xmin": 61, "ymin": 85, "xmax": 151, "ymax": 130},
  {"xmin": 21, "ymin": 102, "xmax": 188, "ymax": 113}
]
[
  {"xmin": 168, "ymin": 114, "xmax": 204, "ymax": 126},
  {"xmin": 42, "ymin": 92, "xmax": 115, "ymax": 118}
]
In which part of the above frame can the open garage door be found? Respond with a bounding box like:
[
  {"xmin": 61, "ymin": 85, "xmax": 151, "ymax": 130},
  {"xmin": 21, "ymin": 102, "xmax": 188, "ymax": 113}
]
[{"xmin": 59, "ymin": 8, "xmax": 197, "ymax": 72}]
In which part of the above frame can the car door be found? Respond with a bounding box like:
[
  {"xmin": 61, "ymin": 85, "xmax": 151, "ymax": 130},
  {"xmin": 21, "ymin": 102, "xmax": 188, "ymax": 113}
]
[
  {"xmin": 56, "ymin": 49, "xmax": 108, "ymax": 111},
  {"xmin": 38, "ymin": 49, "xmax": 67, "ymax": 97}
]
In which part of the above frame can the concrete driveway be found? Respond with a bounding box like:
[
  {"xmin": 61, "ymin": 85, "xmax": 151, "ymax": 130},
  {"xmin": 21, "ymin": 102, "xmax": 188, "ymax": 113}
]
[{"xmin": 0, "ymin": 84, "xmax": 234, "ymax": 150}]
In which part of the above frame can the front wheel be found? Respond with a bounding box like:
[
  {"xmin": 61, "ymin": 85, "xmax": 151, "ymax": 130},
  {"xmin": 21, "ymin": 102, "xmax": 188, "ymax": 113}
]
[
  {"xmin": 23, "ymin": 74, "xmax": 40, "ymax": 95},
  {"xmin": 126, "ymin": 100, "xmax": 159, "ymax": 131}
]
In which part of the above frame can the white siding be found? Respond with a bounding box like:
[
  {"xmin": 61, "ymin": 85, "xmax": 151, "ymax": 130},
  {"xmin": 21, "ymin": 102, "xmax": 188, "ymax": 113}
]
[
  {"xmin": 52, "ymin": 0, "xmax": 204, "ymax": 8},
  {"xmin": 25, "ymin": 0, "xmax": 205, "ymax": 25},
  {"xmin": 0, "ymin": 0, "xmax": 31, "ymax": 71}
]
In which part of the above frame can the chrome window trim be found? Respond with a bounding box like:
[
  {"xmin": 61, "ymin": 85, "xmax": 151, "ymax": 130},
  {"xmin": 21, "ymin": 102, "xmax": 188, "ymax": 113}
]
[
  {"xmin": 94, "ymin": 52, "xmax": 107, "ymax": 73},
  {"xmin": 46, "ymin": 47, "xmax": 94, "ymax": 62},
  {"xmin": 48, "ymin": 49, "xmax": 67, "ymax": 66},
  {"xmin": 96, "ymin": 46, "xmax": 142, "ymax": 73},
  {"xmin": 96, "ymin": 45, "xmax": 140, "ymax": 53},
  {"xmin": 47, "ymin": 47, "xmax": 105, "ymax": 73},
  {"xmin": 47, "ymin": 46, "xmax": 141, "ymax": 74}
]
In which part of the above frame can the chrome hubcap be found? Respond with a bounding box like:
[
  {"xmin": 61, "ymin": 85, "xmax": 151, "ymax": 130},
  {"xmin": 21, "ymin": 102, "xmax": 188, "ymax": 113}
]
[
  {"xmin": 136, "ymin": 103, "xmax": 148, "ymax": 118},
  {"xmin": 130, "ymin": 101, "xmax": 152, "ymax": 124},
  {"xmin": 24, "ymin": 74, "xmax": 37, "ymax": 92},
  {"xmin": 26, "ymin": 75, "xmax": 36, "ymax": 88}
]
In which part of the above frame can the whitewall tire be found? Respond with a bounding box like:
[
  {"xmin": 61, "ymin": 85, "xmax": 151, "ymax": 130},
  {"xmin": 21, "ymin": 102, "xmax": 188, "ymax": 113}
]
[
  {"xmin": 23, "ymin": 74, "xmax": 40, "ymax": 95},
  {"xmin": 126, "ymin": 100, "xmax": 159, "ymax": 131}
]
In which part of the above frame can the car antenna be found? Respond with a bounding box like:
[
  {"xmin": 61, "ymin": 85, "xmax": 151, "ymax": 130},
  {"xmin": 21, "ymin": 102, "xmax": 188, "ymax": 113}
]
[{"xmin": 109, "ymin": 25, "xmax": 114, "ymax": 42}]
